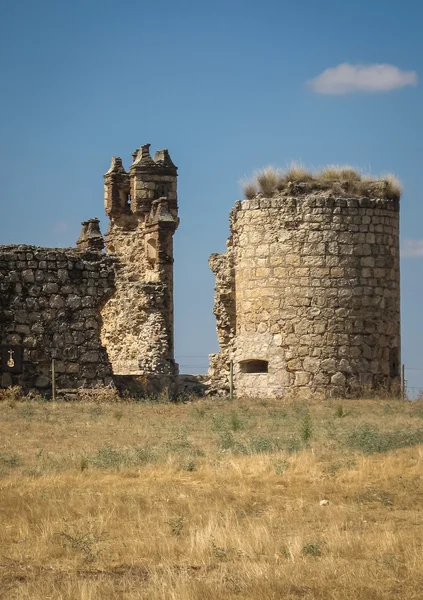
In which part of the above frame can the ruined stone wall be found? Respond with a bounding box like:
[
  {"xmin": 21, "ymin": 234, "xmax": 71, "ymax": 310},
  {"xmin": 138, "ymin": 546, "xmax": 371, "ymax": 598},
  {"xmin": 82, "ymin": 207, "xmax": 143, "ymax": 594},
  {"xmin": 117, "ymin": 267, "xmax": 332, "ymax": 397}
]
[
  {"xmin": 100, "ymin": 145, "xmax": 179, "ymax": 394},
  {"xmin": 0, "ymin": 143, "xmax": 179, "ymax": 398},
  {"xmin": 210, "ymin": 190, "xmax": 400, "ymax": 398},
  {"xmin": 0, "ymin": 245, "xmax": 114, "ymax": 391}
]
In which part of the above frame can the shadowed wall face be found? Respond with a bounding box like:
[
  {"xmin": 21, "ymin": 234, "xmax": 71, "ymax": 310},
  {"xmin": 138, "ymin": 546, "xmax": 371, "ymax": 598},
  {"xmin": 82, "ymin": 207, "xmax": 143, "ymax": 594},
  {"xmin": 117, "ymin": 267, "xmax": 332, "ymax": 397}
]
[
  {"xmin": 0, "ymin": 246, "xmax": 115, "ymax": 390},
  {"xmin": 210, "ymin": 192, "xmax": 400, "ymax": 398}
]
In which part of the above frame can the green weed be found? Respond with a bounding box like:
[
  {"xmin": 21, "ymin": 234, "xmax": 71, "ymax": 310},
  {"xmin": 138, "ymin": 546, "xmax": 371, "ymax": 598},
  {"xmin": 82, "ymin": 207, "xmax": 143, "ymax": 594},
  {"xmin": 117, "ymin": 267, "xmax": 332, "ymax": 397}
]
[
  {"xmin": 335, "ymin": 404, "xmax": 349, "ymax": 418},
  {"xmin": 0, "ymin": 451, "xmax": 22, "ymax": 472},
  {"xmin": 300, "ymin": 411, "xmax": 313, "ymax": 443},
  {"xmin": 301, "ymin": 541, "xmax": 324, "ymax": 557},
  {"xmin": 230, "ymin": 411, "xmax": 243, "ymax": 431},
  {"xmin": 346, "ymin": 424, "xmax": 423, "ymax": 454}
]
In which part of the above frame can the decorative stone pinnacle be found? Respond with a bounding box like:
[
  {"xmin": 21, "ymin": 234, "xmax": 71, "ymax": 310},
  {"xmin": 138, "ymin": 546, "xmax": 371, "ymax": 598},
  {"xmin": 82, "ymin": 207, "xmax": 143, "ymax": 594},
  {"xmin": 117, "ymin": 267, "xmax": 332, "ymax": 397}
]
[
  {"xmin": 76, "ymin": 218, "xmax": 104, "ymax": 251},
  {"xmin": 105, "ymin": 157, "xmax": 126, "ymax": 176},
  {"xmin": 132, "ymin": 143, "xmax": 156, "ymax": 168},
  {"xmin": 154, "ymin": 149, "xmax": 177, "ymax": 171}
]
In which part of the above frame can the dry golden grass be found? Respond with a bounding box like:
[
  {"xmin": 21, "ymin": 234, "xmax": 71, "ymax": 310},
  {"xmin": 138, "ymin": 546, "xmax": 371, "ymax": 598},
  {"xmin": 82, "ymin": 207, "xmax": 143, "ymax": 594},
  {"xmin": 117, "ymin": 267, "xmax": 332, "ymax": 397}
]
[
  {"xmin": 1, "ymin": 395, "xmax": 423, "ymax": 599},
  {"xmin": 282, "ymin": 162, "xmax": 314, "ymax": 184},
  {"xmin": 241, "ymin": 164, "xmax": 402, "ymax": 201}
]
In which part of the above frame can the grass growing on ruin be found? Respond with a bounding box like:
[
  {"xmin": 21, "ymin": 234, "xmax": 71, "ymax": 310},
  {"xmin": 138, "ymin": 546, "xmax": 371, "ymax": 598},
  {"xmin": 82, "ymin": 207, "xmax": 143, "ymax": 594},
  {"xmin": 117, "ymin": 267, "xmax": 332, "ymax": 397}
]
[
  {"xmin": 1, "ymin": 393, "xmax": 423, "ymax": 599},
  {"xmin": 242, "ymin": 164, "xmax": 402, "ymax": 200}
]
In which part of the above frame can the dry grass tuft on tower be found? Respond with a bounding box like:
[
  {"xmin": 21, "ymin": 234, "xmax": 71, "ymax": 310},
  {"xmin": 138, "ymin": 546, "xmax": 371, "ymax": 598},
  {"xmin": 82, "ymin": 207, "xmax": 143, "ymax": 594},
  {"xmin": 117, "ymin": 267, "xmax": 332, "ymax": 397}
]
[{"xmin": 241, "ymin": 165, "xmax": 402, "ymax": 200}]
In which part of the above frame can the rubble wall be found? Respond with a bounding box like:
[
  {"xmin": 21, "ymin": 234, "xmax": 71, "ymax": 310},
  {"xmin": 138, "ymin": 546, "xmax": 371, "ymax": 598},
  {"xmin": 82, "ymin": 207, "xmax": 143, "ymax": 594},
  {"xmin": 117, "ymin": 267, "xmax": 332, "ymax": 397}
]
[
  {"xmin": 100, "ymin": 145, "xmax": 179, "ymax": 396},
  {"xmin": 0, "ymin": 245, "xmax": 115, "ymax": 391},
  {"xmin": 210, "ymin": 192, "xmax": 400, "ymax": 398}
]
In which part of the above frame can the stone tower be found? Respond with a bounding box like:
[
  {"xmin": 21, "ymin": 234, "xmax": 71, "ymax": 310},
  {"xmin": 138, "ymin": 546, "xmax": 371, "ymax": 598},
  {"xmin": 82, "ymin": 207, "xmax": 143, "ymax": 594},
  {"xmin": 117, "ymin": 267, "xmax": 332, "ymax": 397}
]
[
  {"xmin": 101, "ymin": 144, "xmax": 179, "ymax": 394},
  {"xmin": 209, "ymin": 172, "xmax": 401, "ymax": 398}
]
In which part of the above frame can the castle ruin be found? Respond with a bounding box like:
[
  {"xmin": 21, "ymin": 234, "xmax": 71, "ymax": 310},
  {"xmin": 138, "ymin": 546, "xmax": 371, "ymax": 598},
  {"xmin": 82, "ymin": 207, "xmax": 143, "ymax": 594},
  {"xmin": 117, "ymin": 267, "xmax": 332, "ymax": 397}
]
[
  {"xmin": 0, "ymin": 150, "xmax": 402, "ymax": 400},
  {"xmin": 209, "ymin": 171, "xmax": 401, "ymax": 398},
  {"xmin": 0, "ymin": 144, "xmax": 179, "ymax": 396},
  {"xmin": 101, "ymin": 144, "xmax": 179, "ymax": 393}
]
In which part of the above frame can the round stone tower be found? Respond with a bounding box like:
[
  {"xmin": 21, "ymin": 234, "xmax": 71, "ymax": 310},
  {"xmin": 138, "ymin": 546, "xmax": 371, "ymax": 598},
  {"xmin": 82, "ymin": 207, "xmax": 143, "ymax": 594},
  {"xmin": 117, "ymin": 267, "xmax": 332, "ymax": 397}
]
[{"xmin": 209, "ymin": 171, "xmax": 401, "ymax": 398}]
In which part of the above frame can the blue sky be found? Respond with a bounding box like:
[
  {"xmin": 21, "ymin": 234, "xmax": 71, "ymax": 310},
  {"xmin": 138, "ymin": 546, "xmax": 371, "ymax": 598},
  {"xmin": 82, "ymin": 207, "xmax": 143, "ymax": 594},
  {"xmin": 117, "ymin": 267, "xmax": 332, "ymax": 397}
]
[{"xmin": 1, "ymin": 0, "xmax": 422, "ymax": 391}]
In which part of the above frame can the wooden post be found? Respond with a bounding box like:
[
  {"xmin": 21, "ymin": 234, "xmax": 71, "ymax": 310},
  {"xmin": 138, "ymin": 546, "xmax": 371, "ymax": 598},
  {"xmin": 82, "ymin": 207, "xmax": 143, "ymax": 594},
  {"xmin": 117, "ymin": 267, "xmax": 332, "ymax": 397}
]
[
  {"xmin": 229, "ymin": 360, "xmax": 234, "ymax": 400},
  {"xmin": 51, "ymin": 359, "xmax": 56, "ymax": 402},
  {"xmin": 401, "ymin": 364, "xmax": 405, "ymax": 401}
]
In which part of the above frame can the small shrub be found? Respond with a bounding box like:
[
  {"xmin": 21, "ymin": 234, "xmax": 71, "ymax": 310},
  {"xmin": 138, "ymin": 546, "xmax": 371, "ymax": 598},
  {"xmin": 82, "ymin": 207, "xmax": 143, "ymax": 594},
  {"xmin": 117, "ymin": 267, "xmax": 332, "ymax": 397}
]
[
  {"xmin": 212, "ymin": 414, "xmax": 225, "ymax": 431},
  {"xmin": 301, "ymin": 541, "xmax": 323, "ymax": 557},
  {"xmin": 0, "ymin": 451, "xmax": 22, "ymax": 470},
  {"xmin": 255, "ymin": 167, "xmax": 281, "ymax": 197},
  {"xmin": 230, "ymin": 411, "xmax": 243, "ymax": 432},
  {"xmin": 335, "ymin": 404, "xmax": 348, "ymax": 418},
  {"xmin": 91, "ymin": 445, "xmax": 158, "ymax": 469},
  {"xmin": 114, "ymin": 410, "xmax": 123, "ymax": 421},
  {"xmin": 240, "ymin": 164, "xmax": 401, "ymax": 200},
  {"xmin": 92, "ymin": 447, "xmax": 125, "ymax": 468},
  {"xmin": 219, "ymin": 430, "xmax": 235, "ymax": 450},
  {"xmin": 211, "ymin": 538, "xmax": 229, "ymax": 561},
  {"xmin": 411, "ymin": 404, "xmax": 423, "ymax": 419},
  {"xmin": 381, "ymin": 173, "xmax": 402, "ymax": 200},
  {"xmin": 134, "ymin": 446, "xmax": 158, "ymax": 464},
  {"xmin": 274, "ymin": 459, "xmax": 290, "ymax": 475},
  {"xmin": 186, "ymin": 459, "xmax": 197, "ymax": 472},
  {"xmin": 0, "ymin": 386, "xmax": 24, "ymax": 405},
  {"xmin": 286, "ymin": 435, "xmax": 302, "ymax": 454},
  {"xmin": 167, "ymin": 516, "xmax": 184, "ymax": 537},
  {"xmin": 59, "ymin": 526, "xmax": 104, "ymax": 562},
  {"xmin": 346, "ymin": 424, "xmax": 423, "ymax": 454},
  {"xmin": 165, "ymin": 431, "xmax": 194, "ymax": 453},
  {"xmin": 320, "ymin": 165, "xmax": 361, "ymax": 183},
  {"xmin": 281, "ymin": 544, "xmax": 292, "ymax": 559},
  {"xmin": 218, "ymin": 431, "xmax": 246, "ymax": 454},
  {"xmin": 300, "ymin": 411, "xmax": 313, "ymax": 443},
  {"xmin": 242, "ymin": 180, "xmax": 257, "ymax": 200},
  {"xmin": 283, "ymin": 162, "xmax": 313, "ymax": 184},
  {"xmin": 248, "ymin": 436, "xmax": 275, "ymax": 454}
]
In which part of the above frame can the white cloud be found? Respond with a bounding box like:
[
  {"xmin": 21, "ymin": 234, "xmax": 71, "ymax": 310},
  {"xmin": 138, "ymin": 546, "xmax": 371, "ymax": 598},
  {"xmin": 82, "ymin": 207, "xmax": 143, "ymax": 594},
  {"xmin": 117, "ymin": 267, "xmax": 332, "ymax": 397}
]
[
  {"xmin": 401, "ymin": 240, "xmax": 423, "ymax": 258},
  {"xmin": 309, "ymin": 63, "xmax": 418, "ymax": 95}
]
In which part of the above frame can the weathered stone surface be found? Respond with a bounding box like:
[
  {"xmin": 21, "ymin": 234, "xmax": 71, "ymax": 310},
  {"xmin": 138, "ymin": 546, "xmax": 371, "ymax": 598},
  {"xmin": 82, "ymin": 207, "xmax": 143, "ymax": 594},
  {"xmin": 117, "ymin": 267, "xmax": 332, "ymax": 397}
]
[
  {"xmin": 0, "ymin": 245, "xmax": 114, "ymax": 391},
  {"xmin": 76, "ymin": 218, "xmax": 105, "ymax": 251},
  {"xmin": 209, "ymin": 190, "xmax": 400, "ymax": 398},
  {"xmin": 101, "ymin": 144, "xmax": 179, "ymax": 395},
  {"xmin": 1, "ymin": 143, "xmax": 180, "ymax": 398}
]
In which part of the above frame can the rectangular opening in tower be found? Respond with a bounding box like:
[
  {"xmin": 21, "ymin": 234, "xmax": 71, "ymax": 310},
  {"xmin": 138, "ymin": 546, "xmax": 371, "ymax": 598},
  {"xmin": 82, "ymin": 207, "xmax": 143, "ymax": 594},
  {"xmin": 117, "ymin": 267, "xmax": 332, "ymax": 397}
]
[{"xmin": 240, "ymin": 359, "xmax": 269, "ymax": 374}]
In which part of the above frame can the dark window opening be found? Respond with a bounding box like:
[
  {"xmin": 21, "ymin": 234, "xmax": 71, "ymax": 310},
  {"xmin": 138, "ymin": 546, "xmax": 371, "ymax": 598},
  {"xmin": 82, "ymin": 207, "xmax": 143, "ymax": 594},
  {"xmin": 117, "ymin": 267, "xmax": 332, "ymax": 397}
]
[
  {"xmin": 240, "ymin": 359, "xmax": 269, "ymax": 374},
  {"xmin": 389, "ymin": 348, "xmax": 399, "ymax": 378},
  {"xmin": 156, "ymin": 183, "xmax": 168, "ymax": 198},
  {"xmin": 119, "ymin": 189, "xmax": 131, "ymax": 211}
]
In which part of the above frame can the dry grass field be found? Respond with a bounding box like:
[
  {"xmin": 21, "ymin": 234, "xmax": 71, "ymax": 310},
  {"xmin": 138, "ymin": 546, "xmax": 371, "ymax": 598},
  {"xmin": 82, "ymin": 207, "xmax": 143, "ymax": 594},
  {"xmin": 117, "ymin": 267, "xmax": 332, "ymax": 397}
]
[{"xmin": 1, "ymin": 392, "xmax": 423, "ymax": 599}]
